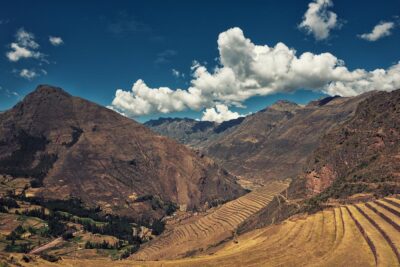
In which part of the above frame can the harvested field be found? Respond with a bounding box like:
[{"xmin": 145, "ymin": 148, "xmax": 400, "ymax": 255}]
[
  {"xmin": 131, "ymin": 181, "xmax": 289, "ymax": 260},
  {"xmin": 7, "ymin": 196, "xmax": 400, "ymax": 266}
]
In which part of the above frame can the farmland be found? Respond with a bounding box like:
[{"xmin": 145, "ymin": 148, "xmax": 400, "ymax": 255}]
[{"xmin": 131, "ymin": 181, "xmax": 289, "ymax": 260}]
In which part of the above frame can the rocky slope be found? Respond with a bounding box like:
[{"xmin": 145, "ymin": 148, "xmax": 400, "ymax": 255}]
[
  {"xmin": 238, "ymin": 89, "xmax": 400, "ymax": 232},
  {"xmin": 301, "ymin": 89, "xmax": 400, "ymax": 199},
  {"xmin": 204, "ymin": 96, "xmax": 380, "ymax": 184},
  {"xmin": 0, "ymin": 85, "xmax": 246, "ymax": 221}
]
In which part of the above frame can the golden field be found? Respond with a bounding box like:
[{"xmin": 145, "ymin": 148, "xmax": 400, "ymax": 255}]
[{"xmin": 4, "ymin": 196, "xmax": 399, "ymax": 267}]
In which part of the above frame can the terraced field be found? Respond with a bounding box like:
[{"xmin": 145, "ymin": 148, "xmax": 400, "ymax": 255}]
[
  {"xmin": 16, "ymin": 196, "xmax": 400, "ymax": 266},
  {"xmin": 131, "ymin": 181, "xmax": 289, "ymax": 260},
  {"xmin": 126, "ymin": 196, "xmax": 399, "ymax": 266}
]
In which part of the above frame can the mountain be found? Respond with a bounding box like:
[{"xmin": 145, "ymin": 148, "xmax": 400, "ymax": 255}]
[
  {"xmin": 238, "ymin": 89, "xmax": 400, "ymax": 232},
  {"xmin": 147, "ymin": 95, "xmax": 374, "ymax": 184},
  {"xmin": 300, "ymin": 89, "xmax": 400, "ymax": 199},
  {"xmin": 0, "ymin": 85, "xmax": 246, "ymax": 221},
  {"xmin": 144, "ymin": 116, "xmax": 245, "ymax": 147},
  {"xmin": 144, "ymin": 118, "xmax": 217, "ymax": 147}
]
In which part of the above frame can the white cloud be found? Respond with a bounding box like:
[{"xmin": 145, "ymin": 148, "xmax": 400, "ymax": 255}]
[
  {"xmin": 16, "ymin": 28, "xmax": 39, "ymax": 49},
  {"xmin": 298, "ymin": 0, "xmax": 339, "ymax": 40},
  {"xmin": 111, "ymin": 27, "xmax": 400, "ymax": 122},
  {"xmin": 172, "ymin": 68, "xmax": 185, "ymax": 78},
  {"xmin": 19, "ymin": 69, "xmax": 38, "ymax": 80},
  {"xmin": 111, "ymin": 79, "xmax": 204, "ymax": 116},
  {"xmin": 359, "ymin": 22, "xmax": 395, "ymax": 41},
  {"xmin": 6, "ymin": 28, "xmax": 44, "ymax": 62},
  {"xmin": 49, "ymin": 36, "xmax": 64, "ymax": 46},
  {"xmin": 201, "ymin": 104, "xmax": 242, "ymax": 123}
]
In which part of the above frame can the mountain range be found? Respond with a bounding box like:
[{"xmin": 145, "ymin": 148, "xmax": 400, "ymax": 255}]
[
  {"xmin": 146, "ymin": 93, "xmax": 375, "ymax": 184},
  {"xmin": 0, "ymin": 85, "xmax": 399, "ymax": 265}
]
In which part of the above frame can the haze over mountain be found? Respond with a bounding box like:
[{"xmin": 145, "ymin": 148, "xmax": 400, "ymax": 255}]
[{"xmin": 0, "ymin": 85, "xmax": 246, "ymax": 221}]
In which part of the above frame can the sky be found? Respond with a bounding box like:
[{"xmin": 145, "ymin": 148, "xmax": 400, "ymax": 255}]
[{"xmin": 0, "ymin": 0, "xmax": 399, "ymax": 122}]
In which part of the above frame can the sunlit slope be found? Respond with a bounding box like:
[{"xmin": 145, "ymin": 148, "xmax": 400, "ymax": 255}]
[
  {"xmin": 131, "ymin": 181, "xmax": 289, "ymax": 260},
  {"xmin": 128, "ymin": 197, "xmax": 399, "ymax": 266},
  {"xmin": 36, "ymin": 197, "xmax": 400, "ymax": 266}
]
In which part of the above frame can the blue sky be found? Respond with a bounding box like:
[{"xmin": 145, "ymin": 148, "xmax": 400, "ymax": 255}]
[{"xmin": 0, "ymin": 0, "xmax": 399, "ymax": 122}]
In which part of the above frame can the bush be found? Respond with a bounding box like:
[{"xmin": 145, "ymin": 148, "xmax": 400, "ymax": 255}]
[
  {"xmin": 62, "ymin": 231, "xmax": 74, "ymax": 240},
  {"xmin": 21, "ymin": 208, "xmax": 47, "ymax": 220},
  {"xmin": 48, "ymin": 218, "xmax": 66, "ymax": 236},
  {"xmin": 5, "ymin": 243, "xmax": 31, "ymax": 253},
  {"xmin": 84, "ymin": 240, "xmax": 118, "ymax": 250},
  {"xmin": 119, "ymin": 245, "xmax": 139, "ymax": 259},
  {"xmin": 40, "ymin": 253, "xmax": 60, "ymax": 262},
  {"xmin": 6, "ymin": 225, "xmax": 26, "ymax": 241},
  {"xmin": 0, "ymin": 197, "xmax": 20, "ymax": 209},
  {"xmin": 151, "ymin": 220, "xmax": 165, "ymax": 235}
]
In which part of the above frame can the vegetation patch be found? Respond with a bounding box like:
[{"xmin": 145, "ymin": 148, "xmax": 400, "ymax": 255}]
[
  {"xmin": 62, "ymin": 126, "xmax": 83, "ymax": 148},
  {"xmin": 135, "ymin": 194, "xmax": 178, "ymax": 216}
]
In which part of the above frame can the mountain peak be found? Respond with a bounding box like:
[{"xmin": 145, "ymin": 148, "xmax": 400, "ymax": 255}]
[
  {"xmin": 31, "ymin": 84, "xmax": 71, "ymax": 98},
  {"xmin": 144, "ymin": 117, "xmax": 195, "ymax": 127},
  {"xmin": 267, "ymin": 100, "xmax": 300, "ymax": 111},
  {"xmin": 0, "ymin": 85, "xmax": 245, "ymax": 220},
  {"xmin": 307, "ymin": 95, "xmax": 341, "ymax": 107}
]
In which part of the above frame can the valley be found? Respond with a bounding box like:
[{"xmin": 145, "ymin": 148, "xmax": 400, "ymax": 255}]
[{"xmin": 0, "ymin": 86, "xmax": 399, "ymax": 266}]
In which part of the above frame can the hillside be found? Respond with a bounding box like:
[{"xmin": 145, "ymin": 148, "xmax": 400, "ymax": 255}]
[
  {"xmin": 131, "ymin": 181, "xmax": 288, "ymax": 260},
  {"xmin": 4, "ymin": 196, "xmax": 399, "ymax": 266},
  {"xmin": 299, "ymin": 89, "xmax": 400, "ymax": 202},
  {"xmin": 144, "ymin": 117, "xmax": 244, "ymax": 147},
  {"xmin": 147, "ymin": 94, "xmax": 375, "ymax": 184},
  {"xmin": 0, "ymin": 85, "xmax": 246, "ymax": 221}
]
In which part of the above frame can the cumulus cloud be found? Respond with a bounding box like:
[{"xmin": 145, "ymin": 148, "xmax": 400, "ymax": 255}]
[
  {"xmin": 298, "ymin": 0, "xmax": 339, "ymax": 40},
  {"xmin": 6, "ymin": 28, "xmax": 44, "ymax": 62},
  {"xmin": 19, "ymin": 69, "xmax": 38, "ymax": 80},
  {"xmin": 49, "ymin": 36, "xmax": 64, "ymax": 46},
  {"xmin": 201, "ymin": 104, "xmax": 242, "ymax": 123},
  {"xmin": 359, "ymin": 22, "xmax": 395, "ymax": 41},
  {"xmin": 111, "ymin": 27, "xmax": 400, "ymax": 122}
]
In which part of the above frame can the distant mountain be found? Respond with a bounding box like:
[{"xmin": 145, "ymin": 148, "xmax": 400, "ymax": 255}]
[
  {"xmin": 0, "ymin": 85, "xmax": 246, "ymax": 221},
  {"xmin": 145, "ymin": 116, "xmax": 244, "ymax": 147},
  {"xmin": 147, "ymin": 95, "xmax": 375, "ymax": 184}
]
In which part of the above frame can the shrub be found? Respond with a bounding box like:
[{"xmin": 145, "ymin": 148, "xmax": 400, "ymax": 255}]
[
  {"xmin": 40, "ymin": 253, "xmax": 60, "ymax": 262},
  {"xmin": 62, "ymin": 231, "xmax": 74, "ymax": 240},
  {"xmin": 5, "ymin": 243, "xmax": 31, "ymax": 253},
  {"xmin": 151, "ymin": 219, "xmax": 165, "ymax": 235},
  {"xmin": 119, "ymin": 245, "xmax": 139, "ymax": 259},
  {"xmin": 0, "ymin": 197, "xmax": 20, "ymax": 209}
]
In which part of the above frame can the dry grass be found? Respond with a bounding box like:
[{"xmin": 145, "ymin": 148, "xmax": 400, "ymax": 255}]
[
  {"xmin": 130, "ymin": 181, "xmax": 289, "ymax": 260},
  {"xmin": 3, "ymin": 196, "xmax": 399, "ymax": 267}
]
